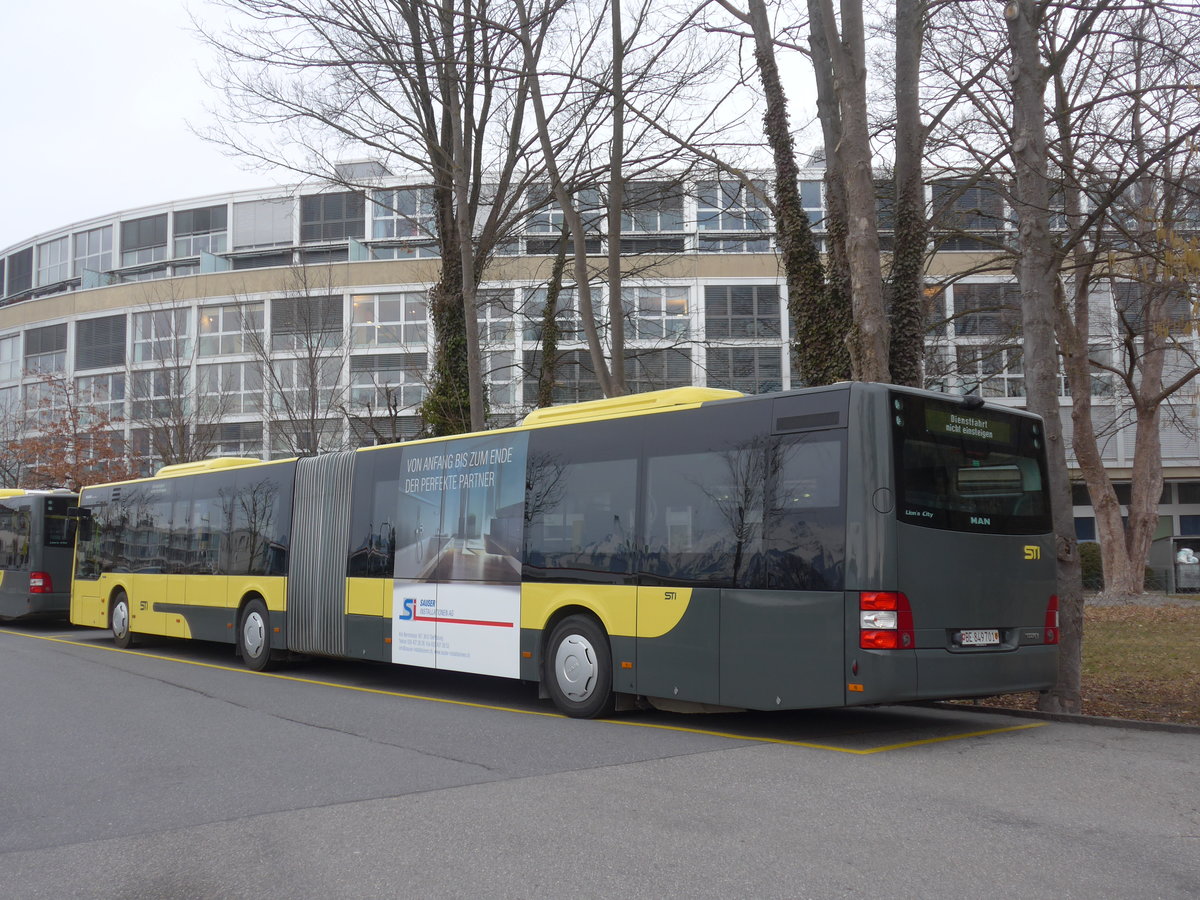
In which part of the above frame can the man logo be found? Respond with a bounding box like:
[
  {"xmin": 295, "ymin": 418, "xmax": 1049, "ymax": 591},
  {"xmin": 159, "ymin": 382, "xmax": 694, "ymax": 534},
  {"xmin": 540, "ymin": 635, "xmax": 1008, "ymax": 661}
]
[{"xmin": 1024, "ymin": 546, "xmax": 1041, "ymax": 560}]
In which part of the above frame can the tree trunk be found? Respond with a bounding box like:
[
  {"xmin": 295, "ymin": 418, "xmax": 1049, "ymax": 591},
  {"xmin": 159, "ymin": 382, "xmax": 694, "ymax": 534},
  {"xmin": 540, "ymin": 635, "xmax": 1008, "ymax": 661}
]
[
  {"xmin": 888, "ymin": 0, "xmax": 928, "ymax": 388},
  {"xmin": 746, "ymin": 0, "xmax": 838, "ymax": 387},
  {"xmin": 815, "ymin": 0, "xmax": 888, "ymax": 382},
  {"xmin": 1006, "ymin": 0, "xmax": 1083, "ymax": 713}
]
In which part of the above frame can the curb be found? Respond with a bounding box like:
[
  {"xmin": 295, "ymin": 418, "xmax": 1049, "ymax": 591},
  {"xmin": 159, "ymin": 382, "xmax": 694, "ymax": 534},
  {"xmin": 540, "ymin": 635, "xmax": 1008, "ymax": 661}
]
[{"xmin": 924, "ymin": 701, "xmax": 1200, "ymax": 736}]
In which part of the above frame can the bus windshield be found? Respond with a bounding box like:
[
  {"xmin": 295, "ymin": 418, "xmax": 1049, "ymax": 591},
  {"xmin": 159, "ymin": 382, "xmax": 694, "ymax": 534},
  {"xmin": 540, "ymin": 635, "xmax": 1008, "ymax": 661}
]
[{"xmin": 892, "ymin": 392, "xmax": 1051, "ymax": 535}]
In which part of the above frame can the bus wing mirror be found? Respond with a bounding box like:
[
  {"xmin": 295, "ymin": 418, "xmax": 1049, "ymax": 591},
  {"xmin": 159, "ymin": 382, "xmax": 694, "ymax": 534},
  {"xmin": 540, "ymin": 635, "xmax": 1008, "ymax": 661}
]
[{"xmin": 67, "ymin": 506, "xmax": 92, "ymax": 519}]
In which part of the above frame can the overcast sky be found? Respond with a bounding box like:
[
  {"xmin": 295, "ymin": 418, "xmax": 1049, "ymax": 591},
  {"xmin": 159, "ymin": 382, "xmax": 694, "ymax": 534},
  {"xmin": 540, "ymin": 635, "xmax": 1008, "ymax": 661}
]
[
  {"xmin": 0, "ymin": 1, "xmax": 818, "ymax": 254},
  {"xmin": 0, "ymin": 0, "xmax": 284, "ymax": 251}
]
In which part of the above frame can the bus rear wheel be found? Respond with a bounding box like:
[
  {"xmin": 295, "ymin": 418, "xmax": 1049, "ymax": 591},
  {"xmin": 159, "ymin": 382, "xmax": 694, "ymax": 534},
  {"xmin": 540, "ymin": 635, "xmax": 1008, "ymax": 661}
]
[
  {"xmin": 111, "ymin": 591, "xmax": 134, "ymax": 649},
  {"xmin": 239, "ymin": 599, "xmax": 274, "ymax": 672},
  {"xmin": 544, "ymin": 615, "xmax": 615, "ymax": 719}
]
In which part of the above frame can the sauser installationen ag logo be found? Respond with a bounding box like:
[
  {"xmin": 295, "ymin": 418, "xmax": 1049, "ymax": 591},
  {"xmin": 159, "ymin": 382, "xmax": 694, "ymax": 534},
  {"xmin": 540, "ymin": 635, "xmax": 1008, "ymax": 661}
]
[{"xmin": 397, "ymin": 596, "xmax": 435, "ymax": 621}]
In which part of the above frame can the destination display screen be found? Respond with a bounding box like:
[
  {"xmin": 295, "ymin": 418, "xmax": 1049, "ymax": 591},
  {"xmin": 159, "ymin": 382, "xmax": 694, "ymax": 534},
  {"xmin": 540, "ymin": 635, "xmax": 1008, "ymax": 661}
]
[{"xmin": 922, "ymin": 407, "xmax": 1013, "ymax": 445}]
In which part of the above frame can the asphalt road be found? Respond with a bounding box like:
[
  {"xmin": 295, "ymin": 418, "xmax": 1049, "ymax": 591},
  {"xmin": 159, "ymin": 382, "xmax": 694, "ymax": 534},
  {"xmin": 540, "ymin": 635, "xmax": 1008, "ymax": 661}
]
[{"xmin": 1, "ymin": 623, "xmax": 1197, "ymax": 900}]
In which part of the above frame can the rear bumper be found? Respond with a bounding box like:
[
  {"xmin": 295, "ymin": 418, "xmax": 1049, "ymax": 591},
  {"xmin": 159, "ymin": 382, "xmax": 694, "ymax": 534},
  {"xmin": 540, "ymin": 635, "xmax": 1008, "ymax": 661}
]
[
  {"xmin": 2, "ymin": 592, "xmax": 71, "ymax": 620},
  {"xmin": 915, "ymin": 644, "xmax": 1058, "ymax": 699}
]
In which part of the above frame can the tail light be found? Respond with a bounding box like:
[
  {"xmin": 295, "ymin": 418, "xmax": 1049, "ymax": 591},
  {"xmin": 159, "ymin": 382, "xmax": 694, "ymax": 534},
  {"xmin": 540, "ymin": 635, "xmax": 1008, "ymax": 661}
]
[
  {"xmin": 859, "ymin": 591, "xmax": 915, "ymax": 650},
  {"xmin": 29, "ymin": 571, "xmax": 52, "ymax": 594},
  {"xmin": 1044, "ymin": 595, "xmax": 1059, "ymax": 645}
]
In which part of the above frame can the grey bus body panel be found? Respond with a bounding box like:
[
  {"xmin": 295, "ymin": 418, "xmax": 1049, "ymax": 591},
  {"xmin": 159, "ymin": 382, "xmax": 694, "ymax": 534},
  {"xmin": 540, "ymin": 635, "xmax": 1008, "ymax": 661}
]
[
  {"xmin": 720, "ymin": 588, "xmax": 844, "ymax": 709},
  {"xmin": 635, "ymin": 587, "xmax": 721, "ymax": 706}
]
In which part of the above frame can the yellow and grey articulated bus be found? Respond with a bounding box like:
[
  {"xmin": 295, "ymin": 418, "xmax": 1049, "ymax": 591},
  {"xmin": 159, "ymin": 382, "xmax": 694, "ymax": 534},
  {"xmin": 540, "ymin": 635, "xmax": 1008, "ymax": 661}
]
[
  {"xmin": 70, "ymin": 383, "xmax": 1058, "ymax": 717},
  {"xmin": 0, "ymin": 489, "xmax": 78, "ymax": 621}
]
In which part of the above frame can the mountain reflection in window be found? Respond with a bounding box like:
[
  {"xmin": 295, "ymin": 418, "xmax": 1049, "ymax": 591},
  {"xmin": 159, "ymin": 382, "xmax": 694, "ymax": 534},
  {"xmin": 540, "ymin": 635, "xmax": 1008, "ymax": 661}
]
[
  {"xmin": 763, "ymin": 436, "xmax": 845, "ymax": 591},
  {"xmin": 523, "ymin": 452, "xmax": 637, "ymax": 582}
]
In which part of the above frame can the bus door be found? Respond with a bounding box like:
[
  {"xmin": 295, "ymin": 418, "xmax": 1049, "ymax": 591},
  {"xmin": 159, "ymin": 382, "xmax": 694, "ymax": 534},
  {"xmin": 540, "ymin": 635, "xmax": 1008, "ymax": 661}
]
[
  {"xmin": 70, "ymin": 491, "xmax": 108, "ymax": 628},
  {"xmin": 126, "ymin": 483, "xmax": 169, "ymax": 636}
]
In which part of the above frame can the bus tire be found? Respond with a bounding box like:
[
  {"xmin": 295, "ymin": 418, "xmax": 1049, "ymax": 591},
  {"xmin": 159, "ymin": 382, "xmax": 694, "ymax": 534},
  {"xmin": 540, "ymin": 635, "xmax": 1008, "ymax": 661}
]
[
  {"xmin": 111, "ymin": 591, "xmax": 134, "ymax": 649},
  {"xmin": 544, "ymin": 615, "xmax": 615, "ymax": 719},
  {"xmin": 239, "ymin": 598, "xmax": 273, "ymax": 672}
]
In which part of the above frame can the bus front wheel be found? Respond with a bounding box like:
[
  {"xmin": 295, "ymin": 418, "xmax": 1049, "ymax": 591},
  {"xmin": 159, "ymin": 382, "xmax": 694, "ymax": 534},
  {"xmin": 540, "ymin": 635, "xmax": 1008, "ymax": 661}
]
[
  {"xmin": 544, "ymin": 615, "xmax": 615, "ymax": 719},
  {"xmin": 239, "ymin": 599, "xmax": 273, "ymax": 672},
  {"xmin": 111, "ymin": 591, "xmax": 134, "ymax": 649}
]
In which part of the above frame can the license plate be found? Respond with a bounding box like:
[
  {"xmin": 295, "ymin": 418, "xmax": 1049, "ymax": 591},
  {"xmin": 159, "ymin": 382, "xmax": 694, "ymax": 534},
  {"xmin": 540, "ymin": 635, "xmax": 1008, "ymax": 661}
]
[{"xmin": 959, "ymin": 629, "xmax": 1000, "ymax": 646}]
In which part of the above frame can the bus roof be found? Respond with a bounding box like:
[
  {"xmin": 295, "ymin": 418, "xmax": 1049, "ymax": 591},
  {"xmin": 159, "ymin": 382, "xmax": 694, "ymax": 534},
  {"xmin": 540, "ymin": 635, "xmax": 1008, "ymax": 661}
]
[
  {"xmin": 0, "ymin": 488, "xmax": 77, "ymax": 499},
  {"xmin": 521, "ymin": 387, "xmax": 743, "ymax": 427}
]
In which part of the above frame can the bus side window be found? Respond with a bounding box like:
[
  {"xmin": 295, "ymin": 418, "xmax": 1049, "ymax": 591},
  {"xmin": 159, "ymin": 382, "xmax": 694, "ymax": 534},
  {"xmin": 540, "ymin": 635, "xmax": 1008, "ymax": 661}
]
[{"xmin": 764, "ymin": 435, "xmax": 846, "ymax": 592}]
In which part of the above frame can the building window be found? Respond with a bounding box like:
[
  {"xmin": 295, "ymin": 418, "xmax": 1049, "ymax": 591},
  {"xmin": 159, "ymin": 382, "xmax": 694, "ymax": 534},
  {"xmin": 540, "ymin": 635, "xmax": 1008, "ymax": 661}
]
[
  {"xmin": 522, "ymin": 348, "xmax": 604, "ymax": 406},
  {"xmin": 486, "ymin": 350, "xmax": 517, "ymax": 406},
  {"xmin": 0, "ymin": 334, "xmax": 20, "ymax": 381},
  {"xmin": 624, "ymin": 285, "xmax": 690, "ymax": 339},
  {"xmin": 622, "ymin": 181, "xmax": 685, "ymax": 233},
  {"xmin": 76, "ymin": 373, "xmax": 126, "ymax": 422},
  {"xmin": 1180, "ymin": 515, "xmax": 1200, "ymax": 535},
  {"xmin": 121, "ymin": 214, "xmax": 168, "ymax": 267},
  {"xmin": 696, "ymin": 180, "xmax": 770, "ymax": 232},
  {"xmin": 932, "ymin": 180, "xmax": 1006, "ymax": 232},
  {"xmin": 300, "ymin": 191, "xmax": 365, "ymax": 243},
  {"xmin": 73, "ymin": 226, "xmax": 113, "ymax": 276},
  {"xmin": 952, "ymin": 283, "xmax": 1022, "ymax": 337},
  {"xmin": 1075, "ymin": 518, "xmax": 1096, "ymax": 541},
  {"xmin": 527, "ymin": 187, "xmax": 602, "ymax": 234},
  {"xmin": 198, "ymin": 361, "xmax": 264, "ymax": 415},
  {"xmin": 351, "ymin": 293, "xmax": 426, "ymax": 348},
  {"xmin": 521, "ymin": 287, "xmax": 583, "ymax": 343},
  {"xmin": 130, "ymin": 367, "xmax": 188, "ymax": 419},
  {"xmin": 36, "ymin": 236, "xmax": 70, "ymax": 286},
  {"xmin": 271, "ymin": 296, "xmax": 344, "ymax": 352},
  {"xmin": 174, "ymin": 205, "xmax": 228, "ymax": 257},
  {"xmin": 24, "ymin": 323, "xmax": 67, "ymax": 374},
  {"xmin": 706, "ymin": 347, "xmax": 783, "ymax": 394},
  {"xmin": 955, "ymin": 344, "xmax": 1024, "ymax": 398},
  {"xmin": 6, "ymin": 248, "xmax": 33, "ymax": 295},
  {"xmin": 199, "ymin": 422, "xmax": 263, "ymax": 458},
  {"xmin": 627, "ymin": 348, "xmax": 692, "ymax": 392},
  {"xmin": 132, "ymin": 309, "xmax": 191, "ymax": 363},
  {"xmin": 349, "ymin": 352, "xmax": 427, "ymax": 411},
  {"xmin": 199, "ymin": 303, "xmax": 263, "ymax": 357},
  {"xmin": 369, "ymin": 243, "xmax": 440, "ymax": 260},
  {"xmin": 75, "ymin": 315, "xmax": 127, "ymax": 371},
  {"xmin": 479, "ymin": 289, "xmax": 516, "ymax": 344},
  {"xmin": 372, "ymin": 188, "xmax": 436, "ymax": 239},
  {"xmin": 704, "ymin": 284, "xmax": 780, "ymax": 339},
  {"xmin": 270, "ymin": 357, "xmax": 341, "ymax": 415},
  {"xmin": 232, "ymin": 198, "xmax": 295, "ymax": 250}
]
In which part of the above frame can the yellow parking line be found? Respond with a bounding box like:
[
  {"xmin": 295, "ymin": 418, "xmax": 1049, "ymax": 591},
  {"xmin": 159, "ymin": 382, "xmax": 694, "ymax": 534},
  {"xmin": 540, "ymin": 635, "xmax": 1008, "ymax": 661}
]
[{"xmin": 2, "ymin": 628, "xmax": 1047, "ymax": 753}]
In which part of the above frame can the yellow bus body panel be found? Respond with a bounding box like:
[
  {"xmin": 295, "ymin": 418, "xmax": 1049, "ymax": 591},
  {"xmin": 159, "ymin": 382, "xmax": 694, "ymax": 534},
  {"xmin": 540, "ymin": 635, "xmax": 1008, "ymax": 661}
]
[
  {"xmin": 520, "ymin": 584, "xmax": 638, "ymax": 636},
  {"xmin": 347, "ymin": 578, "xmax": 388, "ymax": 617}
]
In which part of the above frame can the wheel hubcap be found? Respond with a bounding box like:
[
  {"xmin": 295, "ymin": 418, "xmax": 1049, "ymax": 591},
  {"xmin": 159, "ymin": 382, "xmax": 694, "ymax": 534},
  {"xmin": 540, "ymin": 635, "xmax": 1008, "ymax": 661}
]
[
  {"xmin": 242, "ymin": 611, "xmax": 266, "ymax": 658},
  {"xmin": 554, "ymin": 634, "xmax": 597, "ymax": 702},
  {"xmin": 112, "ymin": 601, "xmax": 128, "ymax": 638}
]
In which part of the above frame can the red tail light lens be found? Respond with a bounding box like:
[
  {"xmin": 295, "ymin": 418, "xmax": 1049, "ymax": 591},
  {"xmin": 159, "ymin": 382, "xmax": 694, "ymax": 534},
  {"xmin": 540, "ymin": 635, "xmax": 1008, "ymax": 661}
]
[
  {"xmin": 1044, "ymin": 595, "xmax": 1059, "ymax": 645},
  {"xmin": 29, "ymin": 572, "xmax": 52, "ymax": 594},
  {"xmin": 859, "ymin": 592, "xmax": 915, "ymax": 650}
]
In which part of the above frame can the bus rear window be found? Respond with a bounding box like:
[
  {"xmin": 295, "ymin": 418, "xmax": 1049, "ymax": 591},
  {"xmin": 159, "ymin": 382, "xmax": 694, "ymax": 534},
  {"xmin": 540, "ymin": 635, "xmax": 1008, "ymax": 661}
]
[
  {"xmin": 43, "ymin": 497, "xmax": 75, "ymax": 547},
  {"xmin": 891, "ymin": 393, "xmax": 1051, "ymax": 535}
]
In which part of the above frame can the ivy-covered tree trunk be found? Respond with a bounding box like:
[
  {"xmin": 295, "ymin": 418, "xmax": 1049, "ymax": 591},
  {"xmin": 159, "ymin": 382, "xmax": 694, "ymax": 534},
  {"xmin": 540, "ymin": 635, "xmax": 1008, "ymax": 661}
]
[
  {"xmin": 806, "ymin": 0, "xmax": 854, "ymax": 384},
  {"xmin": 535, "ymin": 239, "xmax": 570, "ymax": 408},
  {"xmin": 888, "ymin": 0, "xmax": 929, "ymax": 388},
  {"xmin": 420, "ymin": 183, "xmax": 473, "ymax": 436}
]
